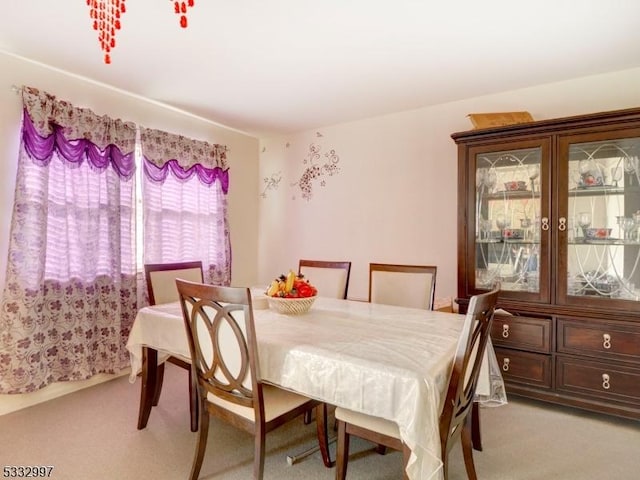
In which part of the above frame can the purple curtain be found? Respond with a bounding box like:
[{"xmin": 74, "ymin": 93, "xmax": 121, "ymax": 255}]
[
  {"xmin": 139, "ymin": 127, "xmax": 231, "ymax": 286},
  {"xmin": 0, "ymin": 87, "xmax": 139, "ymax": 393}
]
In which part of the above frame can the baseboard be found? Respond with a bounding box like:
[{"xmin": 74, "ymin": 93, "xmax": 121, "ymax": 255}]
[{"xmin": 0, "ymin": 369, "xmax": 130, "ymax": 416}]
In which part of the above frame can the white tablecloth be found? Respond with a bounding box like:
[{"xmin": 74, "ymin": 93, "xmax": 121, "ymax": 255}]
[{"xmin": 126, "ymin": 296, "xmax": 507, "ymax": 480}]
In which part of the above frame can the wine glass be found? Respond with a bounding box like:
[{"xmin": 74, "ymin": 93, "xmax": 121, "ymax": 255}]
[
  {"xmin": 485, "ymin": 168, "xmax": 497, "ymax": 193},
  {"xmin": 577, "ymin": 212, "xmax": 591, "ymax": 239},
  {"xmin": 611, "ymin": 165, "xmax": 623, "ymax": 188},
  {"xmin": 616, "ymin": 216, "xmax": 626, "ymax": 239},
  {"xmin": 520, "ymin": 218, "xmax": 532, "ymax": 241},
  {"xmin": 620, "ymin": 217, "xmax": 636, "ymax": 242},
  {"xmin": 624, "ymin": 155, "xmax": 638, "ymax": 185},
  {"xmin": 478, "ymin": 217, "xmax": 492, "ymax": 241},
  {"xmin": 633, "ymin": 211, "xmax": 640, "ymax": 241},
  {"xmin": 578, "ymin": 159, "xmax": 590, "ymax": 176},
  {"xmin": 495, "ymin": 214, "xmax": 510, "ymax": 238},
  {"xmin": 527, "ymin": 164, "xmax": 540, "ymax": 192},
  {"xmin": 476, "ymin": 168, "xmax": 487, "ymax": 188},
  {"xmin": 624, "ymin": 155, "xmax": 638, "ymax": 174}
]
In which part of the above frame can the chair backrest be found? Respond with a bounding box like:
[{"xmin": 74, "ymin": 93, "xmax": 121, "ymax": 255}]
[
  {"xmin": 145, "ymin": 261, "xmax": 204, "ymax": 305},
  {"xmin": 176, "ymin": 279, "xmax": 262, "ymax": 414},
  {"xmin": 299, "ymin": 259, "xmax": 352, "ymax": 299},
  {"xmin": 368, "ymin": 263, "xmax": 437, "ymax": 310},
  {"xmin": 439, "ymin": 285, "xmax": 500, "ymax": 451}
]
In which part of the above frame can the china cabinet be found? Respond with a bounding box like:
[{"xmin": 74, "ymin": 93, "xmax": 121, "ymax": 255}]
[{"xmin": 452, "ymin": 107, "xmax": 640, "ymax": 420}]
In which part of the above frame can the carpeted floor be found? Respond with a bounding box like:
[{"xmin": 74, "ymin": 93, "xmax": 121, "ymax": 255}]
[{"xmin": 1, "ymin": 363, "xmax": 638, "ymax": 480}]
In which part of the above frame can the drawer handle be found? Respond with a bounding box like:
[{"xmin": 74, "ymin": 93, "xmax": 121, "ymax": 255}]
[
  {"xmin": 602, "ymin": 373, "xmax": 610, "ymax": 390},
  {"xmin": 502, "ymin": 358, "xmax": 510, "ymax": 372},
  {"xmin": 502, "ymin": 324, "xmax": 510, "ymax": 338},
  {"xmin": 603, "ymin": 333, "xmax": 611, "ymax": 349}
]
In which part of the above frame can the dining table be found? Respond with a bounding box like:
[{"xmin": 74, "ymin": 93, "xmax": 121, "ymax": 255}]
[{"xmin": 126, "ymin": 292, "xmax": 507, "ymax": 480}]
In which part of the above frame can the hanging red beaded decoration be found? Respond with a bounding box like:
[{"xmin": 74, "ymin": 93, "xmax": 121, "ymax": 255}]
[
  {"xmin": 172, "ymin": 0, "xmax": 195, "ymax": 28},
  {"xmin": 87, "ymin": 0, "xmax": 126, "ymax": 64}
]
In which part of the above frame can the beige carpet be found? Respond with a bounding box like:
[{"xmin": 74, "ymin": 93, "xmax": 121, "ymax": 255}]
[{"xmin": 1, "ymin": 363, "xmax": 638, "ymax": 480}]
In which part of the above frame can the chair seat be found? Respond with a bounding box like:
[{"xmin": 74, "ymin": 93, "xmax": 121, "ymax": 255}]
[
  {"xmin": 159, "ymin": 351, "xmax": 191, "ymax": 366},
  {"xmin": 335, "ymin": 407, "xmax": 401, "ymax": 440},
  {"xmin": 208, "ymin": 384, "xmax": 313, "ymax": 422}
]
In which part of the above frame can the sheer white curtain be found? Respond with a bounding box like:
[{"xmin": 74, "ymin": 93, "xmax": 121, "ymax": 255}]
[
  {"xmin": 0, "ymin": 87, "xmax": 139, "ymax": 393},
  {"xmin": 140, "ymin": 127, "xmax": 231, "ymax": 286}
]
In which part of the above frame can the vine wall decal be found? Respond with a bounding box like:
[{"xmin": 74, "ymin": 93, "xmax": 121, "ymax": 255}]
[
  {"xmin": 261, "ymin": 171, "xmax": 282, "ymax": 199},
  {"xmin": 291, "ymin": 143, "xmax": 341, "ymax": 201}
]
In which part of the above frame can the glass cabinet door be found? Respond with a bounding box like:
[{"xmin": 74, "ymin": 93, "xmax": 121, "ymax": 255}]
[
  {"xmin": 559, "ymin": 131, "xmax": 640, "ymax": 307},
  {"xmin": 471, "ymin": 139, "xmax": 550, "ymax": 301}
]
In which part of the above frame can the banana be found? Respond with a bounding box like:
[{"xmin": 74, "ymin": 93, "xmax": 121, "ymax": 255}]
[
  {"xmin": 285, "ymin": 270, "xmax": 295, "ymax": 293},
  {"xmin": 267, "ymin": 280, "xmax": 279, "ymax": 297}
]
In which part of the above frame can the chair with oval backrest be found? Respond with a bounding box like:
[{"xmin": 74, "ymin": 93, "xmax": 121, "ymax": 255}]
[
  {"xmin": 368, "ymin": 263, "xmax": 437, "ymax": 310},
  {"xmin": 334, "ymin": 285, "xmax": 500, "ymax": 480},
  {"xmin": 299, "ymin": 259, "xmax": 352, "ymax": 299},
  {"xmin": 176, "ymin": 279, "xmax": 333, "ymax": 480},
  {"xmin": 140, "ymin": 261, "xmax": 203, "ymax": 432}
]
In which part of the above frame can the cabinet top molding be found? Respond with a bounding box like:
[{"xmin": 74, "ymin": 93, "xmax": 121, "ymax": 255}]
[{"xmin": 452, "ymin": 107, "xmax": 640, "ymax": 143}]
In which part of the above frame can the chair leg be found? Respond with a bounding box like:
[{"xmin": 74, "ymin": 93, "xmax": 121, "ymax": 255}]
[
  {"xmin": 137, "ymin": 346, "xmax": 157, "ymax": 430},
  {"xmin": 442, "ymin": 455, "xmax": 448, "ymax": 480},
  {"xmin": 471, "ymin": 402, "xmax": 482, "ymax": 451},
  {"xmin": 440, "ymin": 437, "xmax": 449, "ymax": 480},
  {"xmin": 315, "ymin": 403, "xmax": 335, "ymax": 467},
  {"xmin": 254, "ymin": 424, "xmax": 266, "ymax": 480},
  {"xmin": 375, "ymin": 444, "xmax": 388, "ymax": 455},
  {"xmin": 152, "ymin": 362, "xmax": 165, "ymax": 406},
  {"xmin": 401, "ymin": 445, "xmax": 411, "ymax": 480},
  {"xmin": 335, "ymin": 420, "xmax": 349, "ymax": 480},
  {"xmin": 189, "ymin": 403, "xmax": 210, "ymax": 480},
  {"xmin": 189, "ymin": 370, "xmax": 199, "ymax": 432},
  {"xmin": 461, "ymin": 414, "xmax": 479, "ymax": 480},
  {"xmin": 303, "ymin": 410, "xmax": 313, "ymax": 424}
]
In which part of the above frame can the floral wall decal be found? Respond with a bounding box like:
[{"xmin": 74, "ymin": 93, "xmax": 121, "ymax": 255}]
[
  {"xmin": 291, "ymin": 143, "xmax": 341, "ymax": 200},
  {"xmin": 261, "ymin": 171, "xmax": 282, "ymax": 198}
]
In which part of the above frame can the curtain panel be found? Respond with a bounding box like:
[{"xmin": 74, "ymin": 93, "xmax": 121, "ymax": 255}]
[
  {"xmin": 139, "ymin": 127, "xmax": 231, "ymax": 286},
  {"xmin": 0, "ymin": 87, "xmax": 139, "ymax": 393}
]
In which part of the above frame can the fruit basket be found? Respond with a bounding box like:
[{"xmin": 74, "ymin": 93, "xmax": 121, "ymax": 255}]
[
  {"xmin": 267, "ymin": 295, "xmax": 317, "ymax": 315},
  {"xmin": 265, "ymin": 270, "xmax": 318, "ymax": 315}
]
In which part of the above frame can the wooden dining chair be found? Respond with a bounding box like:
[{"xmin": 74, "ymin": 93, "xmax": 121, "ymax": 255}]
[
  {"xmin": 334, "ymin": 285, "xmax": 500, "ymax": 480},
  {"xmin": 140, "ymin": 261, "xmax": 203, "ymax": 432},
  {"xmin": 176, "ymin": 279, "xmax": 333, "ymax": 480},
  {"xmin": 298, "ymin": 260, "xmax": 352, "ymax": 424},
  {"xmin": 369, "ymin": 263, "xmax": 437, "ymax": 310},
  {"xmin": 299, "ymin": 259, "xmax": 352, "ymax": 299}
]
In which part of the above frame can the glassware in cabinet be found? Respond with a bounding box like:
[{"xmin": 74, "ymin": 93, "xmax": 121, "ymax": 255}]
[
  {"xmin": 474, "ymin": 145, "xmax": 545, "ymax": 296},
  {"xmin": 562, "ymin": 136, "xmax": 640, "ymax": 303}
]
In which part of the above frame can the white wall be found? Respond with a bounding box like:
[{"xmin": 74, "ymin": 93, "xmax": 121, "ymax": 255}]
[
  {"xmin": 0, "ymin": 51, "xmax": 261, "ymax": 292},
  {"xmin": 258, "ymin": 67, "xmax": 640, "ymax": 302}
]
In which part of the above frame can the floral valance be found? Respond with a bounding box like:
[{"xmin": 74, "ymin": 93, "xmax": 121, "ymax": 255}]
[
  {"xmin": 140, "ymin": 126, "xmax": 229, "ymax": 192},
  {"xmin": 21, "ymin": 86, "xmax": 137, "ymax": 155},
  {"xmin": 139, "ymin": 126, "xmax": 228, "ymax": 170},
  {"xmin": 21, "ymin": 110, "xmax": 136, "ymax": 180}
]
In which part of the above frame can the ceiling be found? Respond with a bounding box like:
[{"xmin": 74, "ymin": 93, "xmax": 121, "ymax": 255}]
[{"xmin": 2, "ymin": 1, "xmax": 640, "ymax": 137}]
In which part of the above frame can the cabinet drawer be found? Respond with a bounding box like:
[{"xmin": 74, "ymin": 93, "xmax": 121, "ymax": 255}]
[
  {"xmin": 556, "ymin": 356, "xmax": 640, "ymax": 403},
  {"xmin": 494, "ymin": 347, "xmax": 552, "ymax": 388},
  {"xmin": 557, "ymin": 318, "xmax": 640, "ymax": 363},
  {"xmin": 491, "ymin": 315, "xmax": 552, "ymax": 353}
]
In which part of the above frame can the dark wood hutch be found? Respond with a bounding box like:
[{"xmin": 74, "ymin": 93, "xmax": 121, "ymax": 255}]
[{"xmin": 453, "ymin": 107, "xmax": 640, "ymax": 419}]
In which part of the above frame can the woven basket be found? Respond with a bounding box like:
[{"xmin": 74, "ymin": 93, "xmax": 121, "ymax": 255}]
[{"xmin": 267, "ymin": 295, "xmax": 317, "ymax": 315}]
